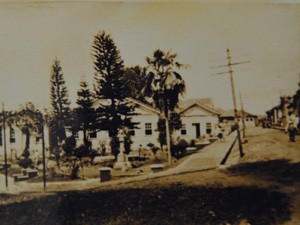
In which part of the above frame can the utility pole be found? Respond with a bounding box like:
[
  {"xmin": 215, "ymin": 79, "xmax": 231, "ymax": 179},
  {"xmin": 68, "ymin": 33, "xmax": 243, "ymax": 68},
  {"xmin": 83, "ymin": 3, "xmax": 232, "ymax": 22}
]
[
  {"xmin": 2, "ymin": 102, "xmax": 9, "ymax": 189},
  {"xmin": 41, "ymin": 116, "xmax": 46, "ymax": 192},
  {"xmin": 211, "ymin": 48, "xmax": 249, "ymax": 157},
  {"xmin": 240, "ymin": 93, "xmax": 246, "ymax": 138}
]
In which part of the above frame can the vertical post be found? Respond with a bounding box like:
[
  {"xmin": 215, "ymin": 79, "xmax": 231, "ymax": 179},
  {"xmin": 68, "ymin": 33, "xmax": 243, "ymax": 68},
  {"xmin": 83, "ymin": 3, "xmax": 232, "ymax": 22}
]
[
  {"xmin": 165, "ymin": 114, "xmax": 172, "ymax": 165},
  {"xmin": 41, "ymin": 118, "xmax": 46, "ymax": 192},
  {"xmin": 227, "ymin": 48, "xmax": 244, "ymax": 157},
  {"xmin": 2, "ymin": 102, "xmax": 9, "ymax": 188},
  {"xmin": 239, "ymin": 93, "xmax": 246, "ymax": 138}
]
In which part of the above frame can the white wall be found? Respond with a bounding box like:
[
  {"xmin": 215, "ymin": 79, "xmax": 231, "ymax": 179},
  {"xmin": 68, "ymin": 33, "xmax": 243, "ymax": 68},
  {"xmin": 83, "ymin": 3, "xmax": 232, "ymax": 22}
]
[
  {"xmin": 176, "ymin": 105, "xmax": 219, "ymax": 141},
  {"xmin": 0, "ymin": 125, "xmax": 49, "ymax": 160}
]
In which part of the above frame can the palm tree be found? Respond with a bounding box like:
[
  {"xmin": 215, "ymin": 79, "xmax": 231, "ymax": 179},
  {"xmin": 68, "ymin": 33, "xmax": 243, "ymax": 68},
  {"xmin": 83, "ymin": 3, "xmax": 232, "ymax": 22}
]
[{"xmin": 143, "ymin": 49, "xmax": 187, "ymax": 164}]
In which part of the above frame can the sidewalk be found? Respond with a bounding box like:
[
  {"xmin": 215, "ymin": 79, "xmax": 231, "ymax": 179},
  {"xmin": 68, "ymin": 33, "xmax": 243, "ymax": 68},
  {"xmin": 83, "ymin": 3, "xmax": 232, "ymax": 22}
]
[{"xmin": 1, "ymin": 131, "xmax": 238, "ymax": 193}]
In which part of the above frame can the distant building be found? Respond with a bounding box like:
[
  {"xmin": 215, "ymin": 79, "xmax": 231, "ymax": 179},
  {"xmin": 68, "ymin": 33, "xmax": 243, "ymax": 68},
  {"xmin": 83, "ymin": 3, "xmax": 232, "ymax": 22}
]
[
  {"xmin": 217, "ymin": 109, "xmax": 258, "ymax": 127},
  {"xmin": 266, "ymin": 95, "xmax": 293, "ymax": 128}
]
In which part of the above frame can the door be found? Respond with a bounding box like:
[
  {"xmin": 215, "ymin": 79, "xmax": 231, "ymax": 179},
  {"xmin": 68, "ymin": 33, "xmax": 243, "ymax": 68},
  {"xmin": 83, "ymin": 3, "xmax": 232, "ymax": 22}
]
[{"xmin": 192, "ymin": 123, "xmax": 201, "ymax": 138}]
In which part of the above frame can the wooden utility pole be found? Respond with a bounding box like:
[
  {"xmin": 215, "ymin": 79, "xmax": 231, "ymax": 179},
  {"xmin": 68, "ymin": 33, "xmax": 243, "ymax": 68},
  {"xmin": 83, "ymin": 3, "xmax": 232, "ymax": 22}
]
[
  {"xmin": 211, "ymin": 48, "xmax": 249, "ymax": 157},
  {"xmin": 2, "ymin": 102, "xmax": 9, "ymax": 188},
  {"xmin": 227, "ymin": 49, "xmax": 244, "ymax": 157},
  {"xmin": 41, "ymin": 116, "xmax": 46, "ymax": 192},
  {"xmin": 239, "ymin": 93, "xmax": 246, "ymax": 138}
]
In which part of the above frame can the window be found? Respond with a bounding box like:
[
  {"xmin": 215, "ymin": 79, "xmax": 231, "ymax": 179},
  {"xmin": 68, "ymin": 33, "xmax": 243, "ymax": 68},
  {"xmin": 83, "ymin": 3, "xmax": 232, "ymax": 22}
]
[
  {"xmin": 145, "ymin": 123, "xmax": 152, "ymax": 135},
  {"xmin": 0, "ymin": 126, "xmax": 2, "ymax": 146},
  {"xmin": 206, "ymin": 123, "xmax": 212, "ymax": 134},
  {"xmin": 10, "ymin": 127, "xmax": 15, "ymax": 143},
  {"xmin": 129, "ymin": 129, "xmax": 135, "ymax": 136},
  {"xmin": 181, "ymin": 124, "xmax": 187, "ymax": 135},
  {"xmin": 89, "ymin": 131, "xmax": 97, "ymax": 139}
]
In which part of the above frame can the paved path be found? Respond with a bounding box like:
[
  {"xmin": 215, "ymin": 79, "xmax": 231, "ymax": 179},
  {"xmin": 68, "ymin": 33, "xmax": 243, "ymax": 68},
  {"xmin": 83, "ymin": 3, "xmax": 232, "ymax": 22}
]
[{"xmin": 1, "ymin": 131, "xmax": 238, "ymax": 193}]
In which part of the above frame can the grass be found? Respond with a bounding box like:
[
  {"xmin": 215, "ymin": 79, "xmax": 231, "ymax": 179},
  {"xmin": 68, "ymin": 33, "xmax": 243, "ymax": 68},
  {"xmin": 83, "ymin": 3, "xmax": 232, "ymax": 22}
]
[{"xmin": 0, "ymin": 184, "xmax": 291, "ymax": 225}]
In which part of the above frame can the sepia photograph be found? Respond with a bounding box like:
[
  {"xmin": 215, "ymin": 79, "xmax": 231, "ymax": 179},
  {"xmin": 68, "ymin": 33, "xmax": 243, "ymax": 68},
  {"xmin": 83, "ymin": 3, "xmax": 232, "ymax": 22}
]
[{"xmin": 0, "ymin": 0, "xmax": 300, "ymax": 224}]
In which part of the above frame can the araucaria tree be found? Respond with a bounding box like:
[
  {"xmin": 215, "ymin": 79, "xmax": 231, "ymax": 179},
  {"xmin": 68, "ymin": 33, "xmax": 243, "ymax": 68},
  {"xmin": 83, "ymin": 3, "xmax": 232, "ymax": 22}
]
[
  {"xmin": 49, "ymin": 59, "xmax": 71, "ymax": 148},
  {"xmin": 92, "ymin": 31, "xmax": 137, "ymax": 158},
  {"xmin": 143, "ymin": 49, "xmax": 187, "ymax": 164},
  {"xmin": 75, "ymin": 79, "xmax": 96, "ymax": 147}
]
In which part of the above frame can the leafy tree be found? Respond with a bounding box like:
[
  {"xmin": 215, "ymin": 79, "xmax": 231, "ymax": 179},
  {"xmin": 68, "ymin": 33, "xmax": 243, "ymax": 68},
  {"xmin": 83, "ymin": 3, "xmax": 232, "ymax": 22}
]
[
  {"xmin": 157, "ymin": 112, "xmax": 182, "ymax": 148},
  {"xmin": 143, "ymin": 49, "xmax": 187, "ymax": 164},
  {"xmin": 13, "ymin": 102, "xmax": 43, "ymax": 157},
  {"xmin": 92, "ymin": 30, "xmax": 137, "ymax": 158},
  {"xmin": 49, "ymin": 59, "xmax": 71, "ymax": 148},
  {"xmin": 122, "ymin": 66, "xmax": 148, "ymax": 102},
  {"xmin": 75, "ymin": 79, "xmax": 96, "ymax": 147}
]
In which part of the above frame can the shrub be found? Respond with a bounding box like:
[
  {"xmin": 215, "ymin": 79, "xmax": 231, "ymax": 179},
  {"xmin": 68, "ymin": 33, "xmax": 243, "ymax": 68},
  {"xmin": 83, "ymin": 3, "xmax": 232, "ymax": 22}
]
[
  {"xmin": 18, "ymin": 158, "xmax": 33, "ymax": 168},
  {"xmin": 21, "ymin": 148, "xmax": 30, "ymax": 159},
  {"xmin": 190, "ymin": 139, "xmax": 196, "ymax": 147},
  {"xmin": 62, "ymin": 136, "xmax": 76, "ymax": 156},
  {"xmin": 147, "ymin": 143, "xmax": 159, "ymax": 156},
  {"xmin": 172, "ymin": 139, "xmax": 188, "ymax": 159}
]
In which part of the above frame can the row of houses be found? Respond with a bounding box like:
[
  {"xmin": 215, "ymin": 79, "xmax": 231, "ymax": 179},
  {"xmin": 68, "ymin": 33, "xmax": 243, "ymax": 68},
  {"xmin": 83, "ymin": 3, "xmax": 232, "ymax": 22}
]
[{"xmin": 0, "ymin": 97, "xmax": 257, "ymax": 159}]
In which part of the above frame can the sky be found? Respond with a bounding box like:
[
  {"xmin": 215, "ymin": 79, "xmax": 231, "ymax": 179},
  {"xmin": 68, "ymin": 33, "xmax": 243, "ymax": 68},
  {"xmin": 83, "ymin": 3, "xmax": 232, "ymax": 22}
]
[{"xmin": 0, "ymin": 1, "xmax": 299, "ymax": 115}]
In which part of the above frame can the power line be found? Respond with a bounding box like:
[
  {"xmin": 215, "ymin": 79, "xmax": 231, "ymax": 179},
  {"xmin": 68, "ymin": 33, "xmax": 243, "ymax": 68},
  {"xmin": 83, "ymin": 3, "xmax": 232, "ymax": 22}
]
[{"xmin": 211, "ymin": 48, "xmax": 250, "ymax": 158}]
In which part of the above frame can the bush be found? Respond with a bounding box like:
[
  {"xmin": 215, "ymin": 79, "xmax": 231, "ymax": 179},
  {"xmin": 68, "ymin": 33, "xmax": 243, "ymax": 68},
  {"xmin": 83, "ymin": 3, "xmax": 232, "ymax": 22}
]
[
  {"xmin": 21, "ymin": 149, "xmax": 30, "ymax": 159},
  {"xmin": 147, "ymin": 143, "xmax": 159, "ymax": 156},
  {"xmin": 190, "ymin": 139, "xmax": 196, "ymax": 147},
  {"xmin": 63, "ymin": 136, "xmax": 76, "ymax": 156},
  {"xmin": 18, "ymin": 158, "xmax": 33, "ymax": 168},
  {"xmin": 172, "ymin": 139, "xmax": 188, "ymax": 159}
]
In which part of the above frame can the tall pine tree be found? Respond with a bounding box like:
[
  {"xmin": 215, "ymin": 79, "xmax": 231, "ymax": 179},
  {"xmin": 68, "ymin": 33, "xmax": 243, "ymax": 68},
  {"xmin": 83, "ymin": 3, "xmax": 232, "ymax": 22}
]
[
  {"xmin": 92, "ymin": 31, "xmax": 137, "ymax": 158},
  {"xmin": 75, "ymin": 79, "xmax": 96, "ymax": 147},
  {"xmin": 49, "ymin": 59, "xmax": 71, "ymax": 148}
]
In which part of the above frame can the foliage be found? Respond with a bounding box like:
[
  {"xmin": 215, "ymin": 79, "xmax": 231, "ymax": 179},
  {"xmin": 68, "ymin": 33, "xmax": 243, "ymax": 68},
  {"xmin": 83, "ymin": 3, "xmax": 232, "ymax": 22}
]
[
  {"xmin": 62, "ymin": 136, "xmax": 76, "ymax": 157},
  {"xmin": 21, "ymin": 149, "xmax": 30, "ymax": 159},
  {"xmin": 143, "ymin": 49, "xmax": 187, "ymax": 158},
  {"xmin": 157, "ymin": 112, "xmax": 182, "ymax": 148},
  {"xmin": 70, "ymin": 160, "xmax": 80, "ymax": 180},
  {"xmin": 143, "ymin": 49, "xmax": 187, "ymax": 116},
  {"xmin": 124, "ymin": 136, "xmax": 132, "ymax": 155},
  {"xmin": 147, "ymin": 142, "xmax": 159, "ymax": 156},
  {"xmin": 18, "ymin": 158, "xmax": 33, "ymax": 169},
  {"xmin": 75, "ymin": 80, "xmax": 96, "ymax": 146},
  {"xmin": 190, "ymin": 139, "xmax": 196, "ymax": 147},
  {"xmin": 49, "ymin": 59, "xmax": 71, "ymax": 148},
  {"xmin": 92, "ymin": 30, "xmax": 138, "ymax": 156},
  {"xmin": 171, "ymin": 139, "xmax": 188, "ymax": 159},
  {"xmin": 110, "ymin": 135, "xmax": 119, "ymax": 159},
  {"xmin": 122, "ymin": 66, "xmax": 148, "ymax": 102}
]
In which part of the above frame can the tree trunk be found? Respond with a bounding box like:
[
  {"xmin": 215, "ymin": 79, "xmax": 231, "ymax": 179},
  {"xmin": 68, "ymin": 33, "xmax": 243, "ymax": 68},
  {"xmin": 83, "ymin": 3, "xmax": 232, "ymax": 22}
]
[{"xmin": 25, "ymin": 129, "xmax": 30, "ymax": 151}]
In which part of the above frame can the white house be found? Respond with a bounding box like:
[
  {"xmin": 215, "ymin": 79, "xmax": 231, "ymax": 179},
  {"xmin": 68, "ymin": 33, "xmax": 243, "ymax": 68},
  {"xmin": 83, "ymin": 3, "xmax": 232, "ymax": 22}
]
[
  {"xmin": 75, "ymin": 98, "xmax": 221, "ymax": 151},
  {"xmin": 176, "ymin": 99, "xmax": 220, "ymax": 141},
  {"xmin": 0, "ymin": 125, "xmax": 49, "ymax": 161}
]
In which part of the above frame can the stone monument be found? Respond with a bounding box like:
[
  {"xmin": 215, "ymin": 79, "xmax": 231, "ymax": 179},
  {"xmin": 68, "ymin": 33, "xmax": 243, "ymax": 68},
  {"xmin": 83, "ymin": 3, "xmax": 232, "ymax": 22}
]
[{"xmin": 113, "ymin": 128, "xmax": 132, "ymax": 171}]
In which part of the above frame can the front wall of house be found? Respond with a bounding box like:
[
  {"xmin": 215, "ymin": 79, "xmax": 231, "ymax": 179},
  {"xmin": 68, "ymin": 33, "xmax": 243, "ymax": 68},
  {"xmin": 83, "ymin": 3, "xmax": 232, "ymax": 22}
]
[
  {"xmin": 0, "ymin": 125, "xmax": 50, "ymax": 160},
  {"xmin": 178, "ymin": 115, "xmax": 219, "ymax": 141},
  {"xmin": 72, "ymin": 107, "xmax": 161, "ymax": 151},
  {"xmin": 130, "ymin": 113, "xmax": 160, "ymax": 150},
  {"xmin": 176, "ymin": 106, "xmax": 219, "ymax": 141}
]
